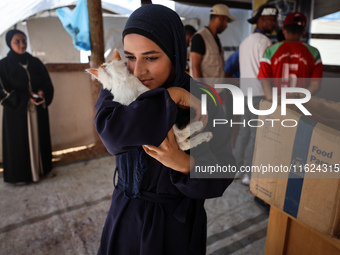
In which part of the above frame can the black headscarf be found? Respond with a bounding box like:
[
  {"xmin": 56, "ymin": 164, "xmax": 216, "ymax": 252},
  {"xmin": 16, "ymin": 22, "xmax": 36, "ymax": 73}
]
[
  {"xmin": 5, "ymin": 29, "xmax": 30, "ymax": 64},
  {"xmin": 122, "ymin": 4, "xmax": 190, "ymax": 89},
  {"xmin": 6, "ymin": 29, "xmax": 26, "ymax": 49}
]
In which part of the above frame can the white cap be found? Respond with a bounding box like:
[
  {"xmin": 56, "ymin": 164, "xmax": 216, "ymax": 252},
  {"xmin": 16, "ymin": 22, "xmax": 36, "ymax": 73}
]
[{"xmin": 210, "ymin": 4, "xmax": 235, "ymax": 22}]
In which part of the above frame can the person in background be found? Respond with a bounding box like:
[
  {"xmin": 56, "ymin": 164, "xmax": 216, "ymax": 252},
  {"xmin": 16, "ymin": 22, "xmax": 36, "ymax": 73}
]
[
  {"xmin": 94, "ymin": 4, "xmax": 236, "ymax": 255},
  {"xmin": 184, "ymin": 24, "xmax": 197, "ymax": 74},
  {"xmin": 258, "ymin": 12, "xmax": 323, "ymax": 99},
  {"xmin": 0, "ymin": 29, "xmax": 54, "ymax": 184},
  {"xmin": 185, "ymin": 25, "xmax": 197, "ymax": 47},
  {"xmin": 234, "ymin": 4, "xmax": 278, "ymax": 185},
  {"xmin": 190, "ymin": 4, "xmax": 235, "ymax": 79},
  {"xmin": 190, "ymin": 3, "xmax": 235, "ymax": 129}
]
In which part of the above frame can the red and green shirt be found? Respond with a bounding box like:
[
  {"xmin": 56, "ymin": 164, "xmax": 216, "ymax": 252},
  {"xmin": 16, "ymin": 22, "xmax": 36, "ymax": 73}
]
[{"xmin": 258, "ymin": 41, "xmax": 323, "ymax": 93}]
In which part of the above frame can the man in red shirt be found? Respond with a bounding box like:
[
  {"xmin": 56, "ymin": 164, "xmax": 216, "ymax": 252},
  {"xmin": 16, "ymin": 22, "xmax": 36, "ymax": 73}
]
[{"xmin": 258, "ymin": 12, "xmax": 323, "ymax": 100}]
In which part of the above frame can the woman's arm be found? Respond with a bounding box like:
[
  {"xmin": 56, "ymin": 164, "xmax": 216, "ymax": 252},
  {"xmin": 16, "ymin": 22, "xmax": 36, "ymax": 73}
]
[
  {"xmin": 142, "ymin": 127, "xmax": 195, "ymax": 174},
  {"xmin": 0, "ymin": 60, "xmax": 30, "ymax": 110},
  {"xmin": 167, "ymin": 86, "xmax": 208, "ymax": 128},
  {"xmin": 169, "ymin": 106, "xmax": 236, "ymax": 199},
  {"xmin": 168, "ymin": 85, "xmax": 236, "ymax": 199},
  {"xmin": 35, "ymin": 58, "xmax": 54, "ymax": 106},
  {"xmin": 142, "ymin": 86, "xmax": 210, "ymax": 173},
  {"xmin": 94, "ymin": 87, "xmax": 178, "ymax": 155}
]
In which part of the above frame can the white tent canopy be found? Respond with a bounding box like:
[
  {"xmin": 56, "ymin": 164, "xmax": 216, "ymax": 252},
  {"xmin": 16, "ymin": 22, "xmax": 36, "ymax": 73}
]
[
  {"xmin": 2, "ymin": 0, "xmax": 340, "ymax": 37},
  {"xmin": 0, "ymin": 0, "xmax": 171, "ymax": 36}
]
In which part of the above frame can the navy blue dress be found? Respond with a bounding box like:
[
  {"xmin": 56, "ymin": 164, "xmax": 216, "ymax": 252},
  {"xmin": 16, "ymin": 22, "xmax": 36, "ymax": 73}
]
[{"xmin": 94, "ymin": 80, "xmax": 236, "ymax": 254}]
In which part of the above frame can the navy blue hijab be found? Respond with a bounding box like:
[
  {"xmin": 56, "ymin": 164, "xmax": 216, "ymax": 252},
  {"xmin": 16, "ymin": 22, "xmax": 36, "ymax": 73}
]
[{"xmin": 122, "ymin": 4, "xmax": 190, "ymax": 89}]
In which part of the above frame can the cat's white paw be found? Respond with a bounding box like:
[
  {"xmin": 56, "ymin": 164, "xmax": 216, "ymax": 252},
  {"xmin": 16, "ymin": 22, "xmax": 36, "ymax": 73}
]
[
  {"xmin": 173, "ymin": 121, "xmax": 204, "ymax": 143},
  {"xmin": 189, "ymin": 121, "xmax": 204, "ymax": 134},
  {"xmin": 178, "ymin": 131, "xmax": 213, "ymax": 151}
]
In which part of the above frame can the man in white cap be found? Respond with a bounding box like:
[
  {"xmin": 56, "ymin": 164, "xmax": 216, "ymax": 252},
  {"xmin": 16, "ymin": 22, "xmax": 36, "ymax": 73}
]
[
  {"xmin": 234, "ymin": 4, "xmax": 278, "ymax": 185},
  {"xmin": 190, "ymin": 4, "xmax": 235, "ymax": 79}
]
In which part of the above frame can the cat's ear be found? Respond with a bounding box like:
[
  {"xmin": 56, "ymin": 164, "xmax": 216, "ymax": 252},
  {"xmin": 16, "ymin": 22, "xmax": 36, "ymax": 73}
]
[
  {"xmin": 110, "ymin": 49, "xmax": 122, "ymax": 61},
  {"xmin": 86, "ymin": 68, "xmax": 99, "ymax": 79}
]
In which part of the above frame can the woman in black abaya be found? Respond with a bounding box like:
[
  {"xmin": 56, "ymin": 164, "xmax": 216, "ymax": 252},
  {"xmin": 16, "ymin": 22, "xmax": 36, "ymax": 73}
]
[
  {"xmin": 0, "ymin": 29, "xmax": 54, "ymax": 184},
  {"xmin": 95, "ymin": 4, "xmax": 236, "ymax": 255}
]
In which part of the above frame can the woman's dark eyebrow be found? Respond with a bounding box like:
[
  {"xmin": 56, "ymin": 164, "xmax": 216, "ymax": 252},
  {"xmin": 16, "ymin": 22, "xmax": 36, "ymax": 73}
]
[
  {"xmin": 124, "ymin": 50, "xmax": 161, "ymax": 55},
  {"xmin": 141, "ymin": 51, "xmax": 161, "ymax": 55}
]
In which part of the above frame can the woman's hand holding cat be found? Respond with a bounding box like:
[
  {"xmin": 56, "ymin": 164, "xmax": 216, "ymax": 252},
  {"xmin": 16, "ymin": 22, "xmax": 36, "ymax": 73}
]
[
  {"xmin": 142, "ymin": 127, "xmax": 195, "ymax": 174},
  {"xmin": 167, "ymin": 87, "xmax": 208, "ymax": 130}
]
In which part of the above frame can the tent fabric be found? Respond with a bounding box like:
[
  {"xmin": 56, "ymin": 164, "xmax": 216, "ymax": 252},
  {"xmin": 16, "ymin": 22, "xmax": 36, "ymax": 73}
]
[
  {"xmin": 1, "ymin": 0, "xmax": 76, "ymax": 36},
  {"xmin": 1, "ymin": 0, "xmax": 340, "ymax": 36},
  {"xmin": 0, "ymin": 0, "xmax": 136, "ymax": 36}
]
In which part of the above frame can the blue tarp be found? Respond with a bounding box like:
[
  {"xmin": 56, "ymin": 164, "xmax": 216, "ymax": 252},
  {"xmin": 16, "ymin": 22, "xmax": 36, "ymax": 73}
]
[{"xmin": 56, "ymin": 0, "xmax": 91, "ymax": 51}]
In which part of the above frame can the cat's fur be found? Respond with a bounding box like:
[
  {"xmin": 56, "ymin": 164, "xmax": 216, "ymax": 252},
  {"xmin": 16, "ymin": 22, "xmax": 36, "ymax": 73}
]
[{"xmin": 87, "ymin": 49, "xmax": 212, "ymax": 151}]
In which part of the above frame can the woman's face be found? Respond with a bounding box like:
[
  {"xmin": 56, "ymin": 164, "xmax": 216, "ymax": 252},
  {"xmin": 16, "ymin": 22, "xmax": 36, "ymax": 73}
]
[
  {"xmin": 10, "ymin": 33, "xmax": 27, "ymax": 54},
  {"xmin": 124, "ymin": 33, "xmax": 174, "ymax": 90}
]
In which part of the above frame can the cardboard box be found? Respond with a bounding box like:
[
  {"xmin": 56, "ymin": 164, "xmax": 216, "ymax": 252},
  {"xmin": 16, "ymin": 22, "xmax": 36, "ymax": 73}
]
[{"xmin": 250, "ymin": 97, "xmax": 340, "ymax": 237}]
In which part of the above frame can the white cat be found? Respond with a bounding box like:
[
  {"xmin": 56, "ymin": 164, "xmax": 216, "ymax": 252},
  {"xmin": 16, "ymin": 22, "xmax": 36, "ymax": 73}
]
[{"xmin": 87, "ymin": 49, "xmax": 212, "ymax": 151}]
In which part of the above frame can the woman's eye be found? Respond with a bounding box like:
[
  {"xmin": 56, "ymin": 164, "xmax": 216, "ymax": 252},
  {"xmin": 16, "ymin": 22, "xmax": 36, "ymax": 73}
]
[
  {"xmin": 125, "ymin": 56, "xmax": 158, "ymax": 61},
  {"xmin": 125, "ymin": 56, "xmax": 135, "ymax": 60},
  {"xmin": 146, "ymin": 57, "xmax": 158, "ymax": 61},
  {"xmin": 14, "ymin": 40, "xmax": 26, "ymax": 44}
]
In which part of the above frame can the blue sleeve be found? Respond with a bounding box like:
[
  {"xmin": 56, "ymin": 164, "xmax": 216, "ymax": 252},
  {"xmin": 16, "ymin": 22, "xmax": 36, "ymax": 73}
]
[
  {"xmin": 224, "ymin": 50, "xmax": 240, "ymax": 78},
  {"xmin": 94, "ymin": 87, "xmax": 178, "ymax": 156}
]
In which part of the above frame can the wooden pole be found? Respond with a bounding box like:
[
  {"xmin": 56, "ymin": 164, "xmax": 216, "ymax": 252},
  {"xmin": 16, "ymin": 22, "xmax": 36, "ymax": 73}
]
[
  {"xmin": 87, "ymin": 0, "xmax": 107, "ymax": 154},
  {"xmin": 87, "ymin": 0, "xmax": 105, "ymax": 67}
]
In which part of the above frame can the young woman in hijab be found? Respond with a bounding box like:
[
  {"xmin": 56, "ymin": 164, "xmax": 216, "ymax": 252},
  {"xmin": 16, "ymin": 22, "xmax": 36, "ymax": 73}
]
[
  {"xmin": 0, "ymin": 29, "xmax": 54, "ymax": 184},
  {"xmin": 94, "ymin": 4, "xmax": 236, "ymax": 255}
]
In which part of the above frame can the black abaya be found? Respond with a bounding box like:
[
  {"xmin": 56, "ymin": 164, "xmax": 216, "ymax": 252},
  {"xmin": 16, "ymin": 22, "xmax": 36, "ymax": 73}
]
[{"xmin": 0, "ymin": 51, "xmax": 54, "ymax": 183}]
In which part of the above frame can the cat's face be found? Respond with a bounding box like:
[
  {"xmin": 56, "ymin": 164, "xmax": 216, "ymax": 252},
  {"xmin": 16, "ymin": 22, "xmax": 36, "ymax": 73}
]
[
  {"xmin": 86, "ymin": 49, "xmax": 122, "ymax": 79},
  {"xmin": 123, "ymin": 33, "xmax": 175, "ymax": 90}
]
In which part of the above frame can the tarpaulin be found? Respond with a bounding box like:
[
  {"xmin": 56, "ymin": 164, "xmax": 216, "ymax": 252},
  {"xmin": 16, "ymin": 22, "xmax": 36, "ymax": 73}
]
[{"xmin": 56, "ymin": 0, "xmax": 91, "ymax": 51}]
